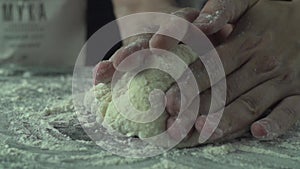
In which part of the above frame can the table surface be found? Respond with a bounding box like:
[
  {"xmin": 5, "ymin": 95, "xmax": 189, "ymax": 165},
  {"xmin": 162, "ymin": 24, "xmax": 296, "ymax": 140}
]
[{"xmin": 0, "ymin": 67, "xmax": 299, "ymax": 169}]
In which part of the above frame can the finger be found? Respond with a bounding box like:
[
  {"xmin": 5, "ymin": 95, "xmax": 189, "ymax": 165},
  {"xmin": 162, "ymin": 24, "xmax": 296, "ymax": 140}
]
[
  {"xmin": 165, "ymin": 82, "xmax": 212, "ymax": 123},
  {"xmin": 93, "ymin": 37, "xmax": 150, "ymax": 85},
  {"xmin": 199, "ymin": 54, "xmax": 280, "ymax": 116},
  {"xmin": 194, "ymin": 0, "xmax": 258, "ymax": 35},
  {"xmin": 166, "ymin": 59, "xmax": 205, "ymax": 116},
  {"xmin": 167, "ymin": 112, "xmax": 194, "ymax": 140},
  {"xmin": 166, "ymin": 84, "xmax": 181, "ymax": 116},
  {"xmin": 93, "ymin": 61, "xmax": 116, "ymax": 85},
  {"xmin": 208, "ymin": 24, "xmax": 234, "ymax": 45},
  {"xmin": 150, "ymin": 8, "xmax": 200, "ymax": 50},
  {"xmin": 225, "ymin": 55, "xmax": 280, "ymax": 103},
  {"xmin": 95, "ymin": 35, "xmax": 152, "ymax": 84},
  {"xmin": 203, "ymin": 32, "xmax": 265, "ymax": 89},
  {"xmin": 196, "ymin": 79, "xmax": 289, "ymax": 143},
  {"xmin": 251, "ymin": 95, "xmax": 300, "ymax": 140},
  {"xmin": 165, "ymin": 33, "xmax": 264, "ymax": 116},
  {"xmin": 112, "ymin": 38, "xmax": 150, "ymax": 68},
  {"xmin": 167, "ymin": 95, "xmax": 199, "ymax": 141}
]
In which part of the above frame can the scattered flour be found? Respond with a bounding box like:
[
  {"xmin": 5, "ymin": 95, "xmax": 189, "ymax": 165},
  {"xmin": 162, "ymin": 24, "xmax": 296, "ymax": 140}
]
[{"xmin": 1, "ymin": 65, "xmax": 300, "ymax": 169}]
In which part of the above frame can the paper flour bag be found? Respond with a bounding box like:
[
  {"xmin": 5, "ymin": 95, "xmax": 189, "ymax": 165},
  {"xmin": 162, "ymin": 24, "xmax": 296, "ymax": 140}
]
[{"xmin": 0, "ymin": 0, "xmax": 86, "ymax": 69}]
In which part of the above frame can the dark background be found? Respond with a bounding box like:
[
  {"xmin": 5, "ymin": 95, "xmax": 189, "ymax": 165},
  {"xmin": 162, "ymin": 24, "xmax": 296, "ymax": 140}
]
[{"xmin": 86, "ymin": 0, "xmax": 122, "ymax": 64}]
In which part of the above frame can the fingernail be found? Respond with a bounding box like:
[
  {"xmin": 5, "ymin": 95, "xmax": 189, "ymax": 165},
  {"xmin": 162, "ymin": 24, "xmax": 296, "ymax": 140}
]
[
  {"xmin": 210, "ymin": 128, "xmax": 223, "ymax": 140},
  {"xmin": 93, "ymin": 62, "xmax": 113, "ymax": 84},
  {"xmin": 195, "ymin": 116, "xmax": 206, "ymax": 131},
  {"xmin": 252, "ymin": 122, "xmax": 268, "ymax": 139},
  {"xmin": 253, "ymin": 119, "xmax": 280, "ymax": 140}
]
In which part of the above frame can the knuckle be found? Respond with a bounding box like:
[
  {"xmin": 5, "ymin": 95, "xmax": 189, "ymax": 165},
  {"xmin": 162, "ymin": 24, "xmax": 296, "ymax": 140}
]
[
  {"xmin": 239, "ymin": 34, "xmax": 263, "ymax": 54},
  {"xmin": 254, "ymin": 55, "xmax": 280, "ymax": 75},
  {"xmin": 238, "ymin": 95, "xmax": 259, "ymax": 116},
  {"xmin": 279, "ymin": 103, "xmax": 297, "ymax": 120},
  {"xmin": 273, "ymin": 67, "xmax": 296, "ymax": 85}
]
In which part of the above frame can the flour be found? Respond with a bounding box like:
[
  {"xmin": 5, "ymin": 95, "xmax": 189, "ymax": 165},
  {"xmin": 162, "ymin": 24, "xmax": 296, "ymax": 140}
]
[{"xmin": 1, "ymin": 70, "xmax": 300, "ymax": 169}]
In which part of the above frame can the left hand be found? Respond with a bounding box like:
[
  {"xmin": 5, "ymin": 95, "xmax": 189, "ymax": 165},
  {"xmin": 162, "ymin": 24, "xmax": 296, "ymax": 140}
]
[
  {"xmin": 94, "ymin": 0, "xmax": 180, "ymax": 84},
  {"xmin": 162, "ymin": 0, "xmax": 300, "ymax": 145}
]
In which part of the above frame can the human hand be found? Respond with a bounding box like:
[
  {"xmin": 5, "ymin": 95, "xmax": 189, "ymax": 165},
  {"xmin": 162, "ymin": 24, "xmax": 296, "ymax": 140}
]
[
  {"xmin": 93, "ymin": 0, "xmax": 180, "ymax": 84},
  {"xmin": 101, "ymin": 0, "xmax": 256, "ymax": 85},
  {"xmin": 94, "ymin": 0, "xmax": 300, "ymax": 147},
  {"xmin": 164, "ymin": 0, "xmax": 300, "ymax": 146}
]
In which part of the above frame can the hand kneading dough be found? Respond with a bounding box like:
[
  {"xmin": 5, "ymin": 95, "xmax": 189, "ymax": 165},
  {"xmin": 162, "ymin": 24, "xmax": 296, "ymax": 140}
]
[{"xmin": 85, "ymin": 45, "xmax": 198, "ymax": 139}]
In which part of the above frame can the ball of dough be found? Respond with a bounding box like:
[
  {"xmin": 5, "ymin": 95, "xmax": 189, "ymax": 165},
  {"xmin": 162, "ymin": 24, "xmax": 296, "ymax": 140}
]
[{"xmin": 86, "ymin": 45, "xmax": 198, "ymax": 139}]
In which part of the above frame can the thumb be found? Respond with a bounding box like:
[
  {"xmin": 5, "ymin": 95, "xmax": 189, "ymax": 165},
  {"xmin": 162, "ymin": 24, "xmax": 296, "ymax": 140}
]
[{"xmin": 194, "ymin": 0, "xmax": 258, "ymax": 35}]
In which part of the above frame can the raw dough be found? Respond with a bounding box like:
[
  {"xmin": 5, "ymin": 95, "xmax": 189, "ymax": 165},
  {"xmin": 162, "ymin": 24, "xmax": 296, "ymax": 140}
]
[{"xmin": 85, "ymin": 45, "xmax": 198, "ymax": 139}]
